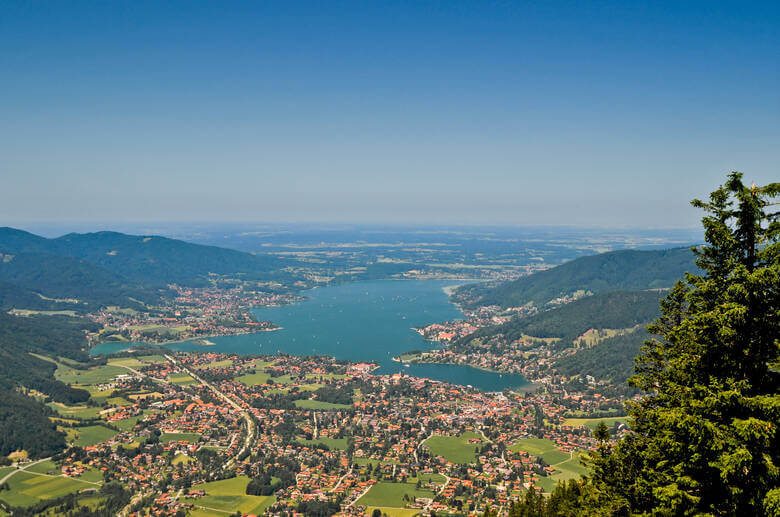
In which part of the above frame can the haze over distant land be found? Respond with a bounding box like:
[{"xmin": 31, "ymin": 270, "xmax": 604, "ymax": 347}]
[{"xmin": 1, "ymin": 1, "xmax": 778, "ymax": 226}]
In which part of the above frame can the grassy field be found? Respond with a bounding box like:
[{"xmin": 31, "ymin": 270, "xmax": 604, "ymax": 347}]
[
  {"xmin": 363, "ymin": 508, "xmax": 421, "ymax": 517},
  {"xmin": 195, "ymin": 359, "xmax": 234, "ymax": 369},
  {"xmin": 536, "ymin": 451, "xmax": 590, "ymax": 492},
  {"xmin": 294, "ymin": 399, "xmax": 352, "ymax": 410},
  {"xmin": 25, "ymin": 460, "xmax": 58, "ymax": 475},
  {"xmin": 70, "ymin": 425, "xmax": 118, "ymax": 447},
  {"xmin": 106, "ymin": 357, "xmax": 145, "ymax": 368},
  {"xmin": 0, "ymin": 471, "xmax": 95, "ymax": 507},
  {"xmin": 358, "ymin": 476, "xmax": 439, "ymax": 508},
  {"xmin": 113, "ymin": 414, "xmax": 145, "ymax": 432},
  {"xmin": 511, "ymin": 438, "xmax": 590, "ymax": 492},
  {"xmin": 137, "ymin": 354, "xmax": 167, "ymax": 363},
  {"xmin": 106, "ymin": 396, "xmax": 131, "ymax": 406},
  {"xmin": 562, "ymin": 416, "xmax": 629, "ymax": 431},
  {"xmin": 55, "ymin": 364, "xmax": 127, "ymax": 385},
  {"xmin": 510, "ymin": 438, "xmax": 569, "ymax": 464},
  {"xmin": 236, "ymin": 371, "xmax": 271, "ymax": 386},
  {"xmin": 181, "ymin": 476, "xmax": 275, "ymax": 515},
  {"xmin": 167, "ymin": 373, "xmax": 198, "ymax": 385},
  {"xmin": 47, "ymin": 403, "xmax": 103, "ymax": 420},
  {"xmin": 424, "ymin": 431, "xmax": 482, "ymax": 464},
  {"xmin": 297, "ymin": 437, "xmax": 348, "ymax": 450},
  {"xmin": 172, "ymin": 453, "xmax": 193, "ymax": 465},
  {"xmin": 161, "ymin": 432, "xmax": 201, "ymax": 443}
]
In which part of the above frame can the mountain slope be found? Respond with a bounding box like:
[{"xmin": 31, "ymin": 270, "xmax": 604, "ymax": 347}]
[
  {"xmin": 0, "ymin": 227, "xmax": 301, "ymax": 309},
  {"xmin": 553, "ymin": 328, "xmax": 652, "ymax": 384},
  {"xmin": 0, "ymin": 252, "xmax": 160, "ymax": 309},
  {"xmin": 49, "ymin": 231, "xmax": 292, "ymax": 286},
  {"xmin": 458, "ymin": 290, "xmax": 664, "ymax": 348},
  {"xmin": 456, "ymin": 247, "xmax": 697, "ymax": 308},
  {"xmin": 0, "ymin": 312, "xmax": 100, "ymax": 458}
]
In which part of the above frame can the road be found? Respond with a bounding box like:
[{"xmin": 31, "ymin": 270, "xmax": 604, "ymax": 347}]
[
  {"xmin": 165, "ymin": 354, "xmax": 255, "ymax": 471},
  {"xmin": 422, "ymin": 473, "xmax": 451, "ymax": 512},
  {"xmin": 0, "ymin": 456, "xmax": 52, "ymax": 485}
]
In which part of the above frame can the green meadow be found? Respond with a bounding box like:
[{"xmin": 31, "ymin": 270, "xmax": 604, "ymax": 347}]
[
  {"xmin": 161, "ymin": 432, "xmax": 201, "ymax": 443},
  {"xmin": 47, "ymin": 403, "xmax": 103, "ymax": 420},
  {"xmin": 358, "ymin": 474, "xmax": 444, "ymax": 509},
  {"xmin": 297, "ymin": 437, "xmax": 348, "ymax": 450},
  {"xmin": 510, "ymin": 438, "xmax": 590, "ymax": 492},
  {"xmin": 70, "ymin": 425, "xmax": 118, "ymax": 447},
  {"xmin": 424, "ymin": 431, "xmax": 483, "ymax": 464},
  {"xmin": 294, "ymin": 399, "xmax": 352, "ymax": 410},
  {"xmin": 562, "ymin": 416, "xmax": 628, "ymax": 431},
  {"xmin": 510, "ymin": 438, "xmax": 569, "ymax": 465},
  {"xmin": 181, "ymin": 476, "xmax": 275, "ymax": 515},
  {"xmin": 55, "ymin": 364, "xmax": 127, "ymax": 385},
  {"xmin": 0, "ymin": 471, "xmax": 95, "ymax": 507}
]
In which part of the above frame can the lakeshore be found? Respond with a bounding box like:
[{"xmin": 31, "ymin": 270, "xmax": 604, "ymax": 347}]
[{"xmin": 93, "ymin": 279, "xmax": 528, "ymax": 392}]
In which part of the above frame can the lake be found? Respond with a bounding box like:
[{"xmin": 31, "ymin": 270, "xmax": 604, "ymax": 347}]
[{"xmin": 92, "ymin": 279, "xmax": 528, "ymax": 391}]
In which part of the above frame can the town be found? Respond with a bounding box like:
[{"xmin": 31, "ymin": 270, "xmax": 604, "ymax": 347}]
[{"xmin": 0, "ymin": 349, "xmax": 626, "ymax": 517}]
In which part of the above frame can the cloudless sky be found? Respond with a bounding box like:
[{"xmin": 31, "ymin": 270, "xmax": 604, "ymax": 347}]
[{"xmin": 1, "ymin": 1, "xmax": 777, "ymax": 227}]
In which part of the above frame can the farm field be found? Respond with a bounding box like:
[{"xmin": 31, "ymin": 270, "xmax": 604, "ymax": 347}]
[
  {"xmin": 25, "ymin": 460, "xmax": 58, "ymax": 475},
  {"xmin": 106, "ymin": 357, "xmax": 145, "ymax": 368},
  {"xmin": 137, "ymin": 354, "xmax": 167, "ymax": 363},
  {"xmin": 54, "ymin": 364, "xmax": 127, "ymax": 385},
  {"xmin": 167, "ymin": 373, "xmax": 198, "ymax": 385},
  {"xmin": 181, "ymin": 476, "xmax": 275, "ymax": 515},
  {"xmin": 424, "ymin": 431, "xmax": 483, "ymax": 464},
  {"xmin": 47, "ymin": 403, "xmax": 103, "ymax": 420},
  {"xmin": 0, "ymin": 471, "xmax": 95, "ymax": 507}
]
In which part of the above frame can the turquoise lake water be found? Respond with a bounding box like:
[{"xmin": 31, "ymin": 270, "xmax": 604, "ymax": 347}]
[{"xmin": 91, "ymin": 280, "xmax": 527, "ymax": 391}]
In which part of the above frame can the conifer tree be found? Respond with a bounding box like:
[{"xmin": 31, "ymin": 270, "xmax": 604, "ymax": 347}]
[{"xmin": 584, "ymin": 172, "xmax": 779, "ymax": 515}]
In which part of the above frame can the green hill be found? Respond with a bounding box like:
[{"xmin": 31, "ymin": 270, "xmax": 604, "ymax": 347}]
[
  {"xmin": 0, "ymin": 312, "xmax": 101, "ymax": 458},
  {"xmin": 457, "ymin": 290, "xmax": 664, "ymax": 348},
  {"xmin": 456, "ymin": 247, "xmax": 697, "ymax": 308},
  {"xmin": 0, "ymin": 227, "xmax": 302, "ymax": 309},
  {"xmin": 553, "ymin": 328, "xmax": 652, "ymax": 384},
  {"xmin": 0, "ymin": 227, "xmax": 295, "ymax": 288},
  {"xmin": 0, "ymin": 252, "xmax": 160, "ymax": 309}
]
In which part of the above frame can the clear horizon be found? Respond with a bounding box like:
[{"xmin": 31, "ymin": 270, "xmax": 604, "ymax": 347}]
[{"xmin": 2, "ymin": 1, "xmax": 778, "ymax": 227}]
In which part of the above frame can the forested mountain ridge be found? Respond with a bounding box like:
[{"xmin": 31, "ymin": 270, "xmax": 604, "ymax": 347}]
[
  {"xmin": 0, "ymin": 251, "xmax": 161, "ymax": 310},
  {"xmin": 0, "ymin": 227, "xmax": 303, "ymax": 310},
  {"xmin": 456, "ymin": 247, "xmax": 697, "ymax": 308},
  {"xmin": 0, "ymin": 312, "xmax": 100, "ymax": 458},
  {"xmin": 456, "ymin": 289, "xmax": 664, "ymax": 349},
  {"xmin": 0, "ymin": 227, "xmax": 295, "ymax": 288}
]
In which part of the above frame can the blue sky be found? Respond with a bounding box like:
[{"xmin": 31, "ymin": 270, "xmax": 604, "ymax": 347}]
[{"xmin": 1, "ymin": 1, "xmax": 777, "ymax": 227}]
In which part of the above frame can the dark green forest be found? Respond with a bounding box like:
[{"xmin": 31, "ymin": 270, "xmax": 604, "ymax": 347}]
[
  {"xmin": 0, "ymin": 312, "xmax": 99, "ymax": 457},
  {"xmin": 457, "ymin": 247, "xmax": 697, "ymax": 308},
  {"xmin": 553, "ymin": 329, "xmax": 651, "ymax": 384},
  {"xmin": 457, "ymin": 290, "xmax": 663, "ymax": 349},
  {"xmin": 0, "ymin": 227, "xmax": 302, "ymax": 309},
  {"xmin": 510, "ymin": 174, "xmax": 779, "ymax": 515}
]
